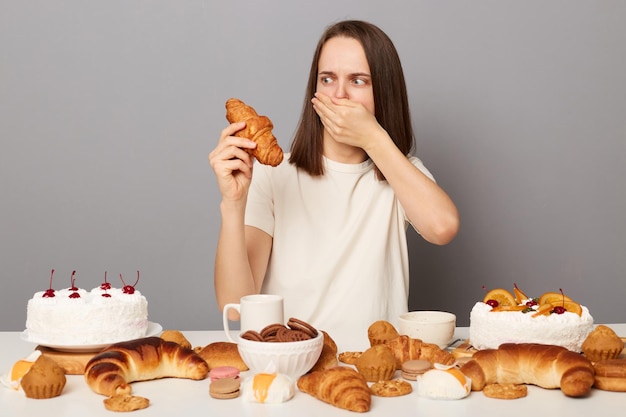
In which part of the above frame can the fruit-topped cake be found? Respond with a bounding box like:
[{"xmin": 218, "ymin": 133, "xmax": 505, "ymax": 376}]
[
  {"xmin": 468, "ymin": 284, "xmax": 594, "ymax": 352},
  {"xmin": 25, "ymin": 270, "xmax": 149, "ymax": 346}
]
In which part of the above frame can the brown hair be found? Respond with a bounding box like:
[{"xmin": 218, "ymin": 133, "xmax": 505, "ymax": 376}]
[{"xmin": 289, "ymin": 20, "xmax": 415, "ymax": 180}]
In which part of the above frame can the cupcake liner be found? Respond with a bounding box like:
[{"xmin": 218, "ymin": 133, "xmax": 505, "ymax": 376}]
[{"xmin": 23, "ymin": 381, "xmax": 65, "ymax": 399}]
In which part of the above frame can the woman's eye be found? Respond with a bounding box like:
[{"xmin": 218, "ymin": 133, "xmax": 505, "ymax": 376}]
[
  {"xmin": 353, "ymin": 77, "xmax": 368, "ymax": 86},
  {"xmin": 321, "ymin": 76, "xmax": 333, "ymax": 84}
]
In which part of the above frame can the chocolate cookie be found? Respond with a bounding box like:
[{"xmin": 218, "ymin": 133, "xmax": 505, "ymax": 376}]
[
  {"xmin": 287, "ymin": 317, "xmax": 318, "ymax": 338},
  {"xmin": 240, "ymin": 330, "xmax": 264, "ymax": 342},
  {"xmin": 260, "ymin": 323, "xmax": 287, "ymax": 340}
]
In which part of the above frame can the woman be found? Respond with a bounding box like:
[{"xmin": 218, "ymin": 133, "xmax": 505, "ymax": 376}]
[{"xmin": 209, "ymin": 20, "xmax": 459, "ymax": 345}]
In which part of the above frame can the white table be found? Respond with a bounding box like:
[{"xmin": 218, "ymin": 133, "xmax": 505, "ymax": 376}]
[{"xmin": 1, "ymin": 324, "xmax": 625, "ymax": 417}]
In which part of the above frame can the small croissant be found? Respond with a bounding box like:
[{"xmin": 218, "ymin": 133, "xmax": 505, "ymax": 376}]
[
  {"xmin": 297, "ymin": 366, "xmax": 371, "ymax": 412},
  {"xmin": 225, "ymin": 98, "xmax": 284, "ymax": 166}
]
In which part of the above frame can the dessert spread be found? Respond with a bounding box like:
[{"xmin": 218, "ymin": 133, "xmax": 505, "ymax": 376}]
[
  {"xmin": 1, "ymin": 351, "xmax": 67, "ymax": 399},
  {"xmin": 469, "ymin": 284, "xmax": 594, "ymax": 352},
  {"xmin": 242, "ymin": 373, "xmax": 295, "ymax": 403},
  {"xmin": 25, "ymin": 270, "xmax": 149, "ymax": 346},
  {"xmin": 416, "ymin": 365, "xmax": 471, "ymax": 400}
]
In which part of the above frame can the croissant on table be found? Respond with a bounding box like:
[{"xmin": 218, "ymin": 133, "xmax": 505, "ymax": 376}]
[
  {"xmin": 84, "ymin": 336, "xmax": 209, "ymax": 397},
  {"xmin": 225, "ymin": 98, "xmax": 284, "ymax": 166},
  {"xmin": 460, "ymin": 343, "xmax": 595, "ymax": 397},
  {"xmin": 297, "ymin": 366, "xmax": 371, "ymax": 413},
  {"xmin": 384, "ymin": 335, "xmax": 455, "ymax": 368}
]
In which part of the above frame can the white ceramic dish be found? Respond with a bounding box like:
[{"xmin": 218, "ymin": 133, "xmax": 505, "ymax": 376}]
[
  {"xmin": 237, "ymin": 331, "xmax": 324, "ymax": 380},
  {"xmin": 398, "ymin": 311, "xmax": 456, "ymax": 349},
  {"xmin": 20, "ymin": 321, "xmax": 163, "ymax": 352}
]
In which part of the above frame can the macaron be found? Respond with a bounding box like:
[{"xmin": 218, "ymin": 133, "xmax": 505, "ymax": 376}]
[
  {"xmin": 209, "ymin": 366, "xmax": 240, "ymax": 382},
  {"xmin": 209, "ymin": 377, "xmax": 241, "ymax": 399},
  {"xmin": 401, "ymin": 359, "xmax": 433, "ymax": 381}
]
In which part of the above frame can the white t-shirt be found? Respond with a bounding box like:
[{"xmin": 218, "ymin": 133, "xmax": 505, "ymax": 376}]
[{"xmin": 245, "ymin": 154, "xmax": 435, "ymax": 349}]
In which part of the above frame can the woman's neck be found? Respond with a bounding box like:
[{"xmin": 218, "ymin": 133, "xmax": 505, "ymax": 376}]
[{"xmin": 322, "ymin": 134, "xmax": 368, "ymax": 164}]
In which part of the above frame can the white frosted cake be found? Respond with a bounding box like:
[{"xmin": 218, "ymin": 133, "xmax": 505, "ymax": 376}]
[
  {"xmin": 25, "ymin": 272, "xmax": 148, "ymax": 346},
  {"xmin": 469, "ymin": 294, "xmax": 594, "ymax": 352}
]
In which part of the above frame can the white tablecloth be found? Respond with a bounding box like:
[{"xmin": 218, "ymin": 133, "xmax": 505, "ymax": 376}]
[{"xmin": 1, "ymin": 324, "xmax": 625, "ymax": 417}]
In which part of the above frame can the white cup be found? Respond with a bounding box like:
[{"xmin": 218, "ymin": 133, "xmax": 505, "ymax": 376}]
[
  {"xmin": 222, "ymin": 294, "xmax": 284, "ymax": 343},
  {"xmin": 397, "ymin": 311, "xmax": 456, "ymax": 349}
]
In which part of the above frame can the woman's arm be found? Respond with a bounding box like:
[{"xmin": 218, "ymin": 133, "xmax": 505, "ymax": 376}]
[{"xmin": 209, "ymin": 123, "xmax": 273, "ymax": 315}]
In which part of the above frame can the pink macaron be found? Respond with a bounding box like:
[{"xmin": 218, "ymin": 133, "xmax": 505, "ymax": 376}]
[{"xmin": 209, "ymin": 366, "xmax": 241, "ymax": 382}]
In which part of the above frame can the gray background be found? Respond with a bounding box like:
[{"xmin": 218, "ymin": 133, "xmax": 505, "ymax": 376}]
[{"xmin": 1, "ymin": 0, "xmax": 624, "ymax": 332}]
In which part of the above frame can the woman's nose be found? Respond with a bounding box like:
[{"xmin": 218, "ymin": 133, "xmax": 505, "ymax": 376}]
[{"xmin": 333, "ymin": 80, "xmax": 348, "ymax": 99}]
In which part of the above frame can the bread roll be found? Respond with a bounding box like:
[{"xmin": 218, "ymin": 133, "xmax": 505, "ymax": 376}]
[
  {"xmin": 460, "ymin": 343, "xmax": 595, "ymax": 397},
  {"xmin": 196, "ymin": 341, "xmax": 248, "ymax": 371},
  {"xmin": 593, "ymin": 358, "xmax": 626, "ymax": 392},
  {"xmin": 84, "ymin": 337, "xmax": 209, "ymax": 397}
]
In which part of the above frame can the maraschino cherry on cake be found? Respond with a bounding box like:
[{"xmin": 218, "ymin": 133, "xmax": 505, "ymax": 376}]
[
  {"xmin": 25, "ymin": 270, "xmax": 149, "ymax": 346},
  {"xmin": 469, "ymin": 284, "xmax": 594, "ymax": 352}
]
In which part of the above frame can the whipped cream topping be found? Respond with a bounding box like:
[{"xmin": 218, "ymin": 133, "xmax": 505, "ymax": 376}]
[{"xmin": 469, "ymin": 301, "xmax": 594, "ymax": 352}]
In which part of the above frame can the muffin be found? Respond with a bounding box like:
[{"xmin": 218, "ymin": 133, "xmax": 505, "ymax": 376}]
[
  {"xmin": 355, "ymin": 344, "xmax": 397, "ymax": 382},
  {"xmin": 582, "ymin": 325, "xmax": 624, "ymax": 362},
  {"xmin": 20, "ymin": 354, "xmax": 66, "ymax": 399},
  {"xmin": 367, "ymin": 320, "xmax": 400, "ymax": 346}
]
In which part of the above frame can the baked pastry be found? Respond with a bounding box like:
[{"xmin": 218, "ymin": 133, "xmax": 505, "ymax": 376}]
[
  {"xmin": 160, "ymin": 330, "xmax": 192, "ymax": 350},
  {"xmin": 400, "ymin": 359, "xmax": 432, "ymax": 381},
  {"xmin": 338, "ymin": 351, "xmax": 362, "ymax": 365},
  {"xmin": 482, "ymin": 383, "xmax": 528, "ymax": 399},
  {"xmin": 209, "ymin": 377, "xmax": 241, "ymax": 399},
  {"xmin": 355, "ymin": 344, "xmax": 396, "ymax": 382},
  {"xmin": 297, "ymin": 366, "xmax": 371, "ymax": 412},
  {"xmin": 593, "ymin": 358, "xmax": 626, "ymax": 392},
  {"xmin": 225, "ymin": 98, "xmax": 283, "ymax": 166},
  {"xmin": 460, "ymin": 343, "xmax": 595, "ymax": 397},
  {"xmin": 242, "ymin": 373, "xmax": 295, "ymax": 403},
  {"xmin": 84, "ymin": 337, "xmax": 209, "ymax": 397},
  {"xmin": 384, "ymin": 335, "xmax": 455, "ymax": 368},
  {"xmin": 367, "ymin": 320, "xmax": 400, "ymax": 346},
  {"xmin": 19, "ymin": 354, "xmax": 66, "ymax": 399},
  {"xmin": 104, "ymin": 393, "xmax": 150, "ymax": 412},
  {"xmin": 581, "ymin": 325, "xmax": 624, "ymax": 362},
  {"xmin": 209, "ymin": 366, "xmax": 240, "ymax": 382},
  {"xmin": 416, "ymin": 367, "xmax": 471, "ymax": 400},
  {"xmin": 370, "ymin": 379, "xmax": 413, "ymax": 397},
  {"xmin": 196, "ymin": 341, "xmax": 249, "ymax": 371}
]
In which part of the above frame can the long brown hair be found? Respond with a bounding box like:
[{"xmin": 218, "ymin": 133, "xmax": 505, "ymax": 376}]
[{"xmin": 289, "ymin": 20, "xmax": 415, "ymax": 180}]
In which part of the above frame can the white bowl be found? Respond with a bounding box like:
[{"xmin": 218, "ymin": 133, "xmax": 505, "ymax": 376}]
[
  {"xmin": 397, "ymin": 311, "xmax": 456, "ymax": 349},
  {"xmin": 237, "ymin": 332, "xmax": 324, "ymax": 380}
]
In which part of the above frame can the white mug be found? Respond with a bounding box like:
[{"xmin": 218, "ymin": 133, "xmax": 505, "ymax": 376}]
[{"xmin": 222, "ymin": 294, "xmax": 284, "ymax": 343}]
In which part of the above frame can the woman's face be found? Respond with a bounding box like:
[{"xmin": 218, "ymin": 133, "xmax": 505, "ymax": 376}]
[{"xmin": 316, "ymin": 36, "xmax": 375, "ymax": 114}]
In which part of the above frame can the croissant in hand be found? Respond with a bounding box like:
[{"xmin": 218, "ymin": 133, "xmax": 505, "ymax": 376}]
[
  {"xmin": 84, "ymin": 337, "xmax": 209, "ymax": 397},
  {"xmin": 460, "ymin": 343, "xmax": 595, "ymax": 397},
  {"xmin": 225, "ymin": 98, "xmax": 284, "ymax": 166},
  {"xmin": 297, "ymin": 366, "xmax": 371, "ymax": 413}
]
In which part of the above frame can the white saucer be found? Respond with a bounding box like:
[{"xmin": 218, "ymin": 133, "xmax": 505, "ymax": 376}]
[{"xmin": 20, "ymin": 322, "xmax": 163, "ymax": 353}]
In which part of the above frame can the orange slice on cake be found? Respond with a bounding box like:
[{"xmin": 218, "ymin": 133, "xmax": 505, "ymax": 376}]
[
  {"xmin": 491, "ymin": 304, "xmax": 528, "ymax": 312},
  {"xmin": 561, "ymin": 301, "xmax": 583, "ymax": 316},
  {"xmin": 513, "ymin": 284, "xmax": 529, "ymax": 304},
  {"xmin": 532, "ymin": 303, "xmax": 555, "ymax": 317},
  {"xmin": 483, "ymin": 289, "xmax": 517, "ymax": 307},
  {"xmin": 539, "ymin": 292, "xmax": 573, "ymax": 305}
]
